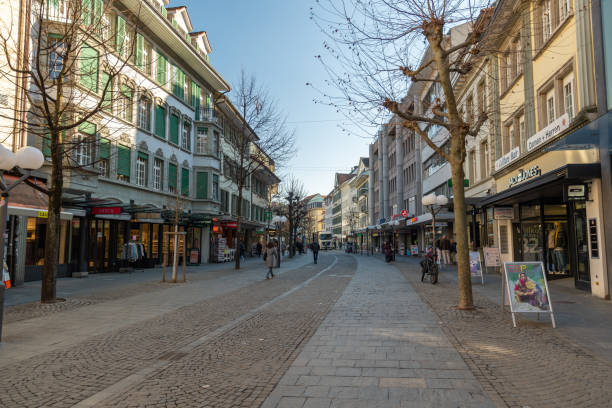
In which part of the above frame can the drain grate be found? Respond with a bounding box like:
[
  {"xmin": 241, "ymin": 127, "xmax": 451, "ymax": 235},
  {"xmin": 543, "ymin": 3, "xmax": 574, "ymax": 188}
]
[{"xmin": 157, "ymin": 351, "xmax": 188, "ymax": 361}]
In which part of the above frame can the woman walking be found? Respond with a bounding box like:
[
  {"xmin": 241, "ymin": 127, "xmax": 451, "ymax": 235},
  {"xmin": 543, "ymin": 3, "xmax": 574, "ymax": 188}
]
[{"xmin": 264, "ymin": 241, "xmax": 278, "ymax": 279}]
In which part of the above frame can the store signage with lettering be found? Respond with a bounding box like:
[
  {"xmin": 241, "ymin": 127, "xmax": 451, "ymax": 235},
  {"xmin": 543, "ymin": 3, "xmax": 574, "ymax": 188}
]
[
  {"xmin": 222, "ymin": 222, "xmax": 238, "ymax": 228},
  {"xmin": 566, "ymin": 184, "xmax": 586, "ymax": 201},
  {"xmin": 37, "ymin": 210, "xmax": 48, "ymax": 218},
  {"xmin": 494, "ymin": 146, "xmax": 520, "ymax": 172},
  {"xmin": 527, "ymin": 113, "xmax": 570, "ymax": 152},
  {"xmin": 493, "ymin": 207, "xmax": 514, "ymax": 220},
  {"xmin": 92, "ymin": 207, "xmax": 121, "ymax": 215},
  {"xmin": 508, "ymin": 166, "xmax": 541, "ymax": 187}
]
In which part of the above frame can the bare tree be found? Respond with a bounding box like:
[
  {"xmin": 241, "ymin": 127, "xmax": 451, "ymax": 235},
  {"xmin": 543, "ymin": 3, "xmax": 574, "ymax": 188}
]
[
  {"xmin": 311, "ymin": 0, "xmax": 497, "ymax": 310},
  {"xmin": 226, "ymin": 69, "xmax": 296, "ymax": 269},
  {"xmin": 280, "ymin": 175, "xmax": 307, "ymax": 258},
  {"xmin": 0, "ymin": 0, "xmax": 145, "ymax": 302}
]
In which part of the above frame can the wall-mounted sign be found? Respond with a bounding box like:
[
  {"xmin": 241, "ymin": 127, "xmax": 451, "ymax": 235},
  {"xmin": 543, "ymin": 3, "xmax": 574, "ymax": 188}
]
[
  {"xmin": 508, "ymin": 166, "xmax": 541, "ymax": 187},
  {"xmin": 493, "ymin": 207, "xmax": 514, "ymax": 220},
  {"xmin": 92, "ymin": 207, "xmax": 121, "ymax": 215},
  {"xmin": 589, "ymin": 218, "xmax": 599, "ymax": 258},
  {"xmin": 494, "ymin": 146, "xmax": 520, "ymax": 172},
  {"xmin": 37, "ymin": 210, "xmax": 48, "ymax": 218},
  {"xmin": 483, "ymin": 247, "xmax": 501, "ymax": 267},
  {"xmin": 401, "ymin": 210, "xmax": 408, "ymax": 217},
  {"xmin": 527, "ymin": 113, "xmax": 570, "ymax": 152},
  {"xmin": 565, "ymin": 184, "xmax": 586, "ymax": 201}
]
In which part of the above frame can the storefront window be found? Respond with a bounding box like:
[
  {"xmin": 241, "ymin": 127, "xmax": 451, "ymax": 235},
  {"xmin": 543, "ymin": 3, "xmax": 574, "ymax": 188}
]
[
  {"xmin": 25, "ymin": 217, "xmax": 46, "ymax": 266},
  {"xmin": 151, "ymin": 224, "xmax": 160, "ymax": 260}
]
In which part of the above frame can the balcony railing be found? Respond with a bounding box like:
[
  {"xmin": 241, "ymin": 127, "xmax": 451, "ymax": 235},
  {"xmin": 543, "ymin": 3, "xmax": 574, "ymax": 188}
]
[
  {"xmin": 45, "ymin": 0, "xmax": 71, "ymax": 23},
  {"xmin": 196, "ymin": 108, "xmax": 223, "ymax": 128}
]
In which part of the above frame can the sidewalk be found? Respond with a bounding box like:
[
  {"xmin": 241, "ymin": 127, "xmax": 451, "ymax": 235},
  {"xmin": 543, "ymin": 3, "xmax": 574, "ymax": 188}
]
[
  {"xmin": 262, "ymin": 255, "xmax": 496, "ymax": 408},
  {"xmin": 391, "ymin": 255, "xmax": 612, "ymax": 365}
]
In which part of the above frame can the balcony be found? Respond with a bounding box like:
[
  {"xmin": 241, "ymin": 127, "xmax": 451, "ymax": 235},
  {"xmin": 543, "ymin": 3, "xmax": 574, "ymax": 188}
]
[{"xmin": 195, "ymin": 108, "xmax": 224, "ymax": 129}]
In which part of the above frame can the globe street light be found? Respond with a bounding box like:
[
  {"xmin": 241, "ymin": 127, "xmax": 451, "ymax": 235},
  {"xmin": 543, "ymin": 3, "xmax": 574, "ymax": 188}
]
[
  {"xmin": 271, "ymin": 215, "xmax": 287, "ymax": 265},
  {"xmin": 0, "ymin": 144, "xmax": 45, "ymax": 342},
  {"xmin": 422, "ymin": 193, "xmax": 449, "ymax": 260}
]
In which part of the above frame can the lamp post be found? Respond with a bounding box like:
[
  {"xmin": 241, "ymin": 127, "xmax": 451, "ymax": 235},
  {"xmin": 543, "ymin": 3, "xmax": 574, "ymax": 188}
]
[
  {"xmin": 422, "ymin": 193, "xmax": 449, "ymax": 261},
  {"xmin": 271, "ymin": 215, "xmax": 287, "ymax": 265},
  {"xmin": 0, "ymin": 144, "xmax": 44, "ymax": 342}
]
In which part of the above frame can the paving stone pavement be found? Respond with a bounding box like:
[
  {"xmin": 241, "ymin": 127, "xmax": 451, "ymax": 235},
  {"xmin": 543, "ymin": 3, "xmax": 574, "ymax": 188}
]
[
  {"xmin": 0, "ymin": 254, "xmax": 338, "ymax": 407},
  {"xmin": 262, "ymin": 255, "xmax": 496, "ymax": 408},
  {"xmin": 395, "ymin": 257, "xmax": 612, "ymax": 408}
]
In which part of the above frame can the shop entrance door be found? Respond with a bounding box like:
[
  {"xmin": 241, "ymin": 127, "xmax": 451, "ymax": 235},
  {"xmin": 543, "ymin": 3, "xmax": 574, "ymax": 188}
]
[
  {"xmin": 570, "ymin": 202, "xmax": 591, "ymax": 291},
  {"xmin": 89, "ymin": 219, "xmax": 111, "ymax": 273}
]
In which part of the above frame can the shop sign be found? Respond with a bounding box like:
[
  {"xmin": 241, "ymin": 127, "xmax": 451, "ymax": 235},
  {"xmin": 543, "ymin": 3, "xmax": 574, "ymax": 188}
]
[
  {"xmin": 37, "ymin": 210, "xmax": 48, "ymax": 218},
  {"xmin": 401, "ymin": 210, "xmax": 408, "ymax": 217},
  {"xmin": 222, "ymin": 222, "xmax": 238, "ymax": 228},
  {"xmin": 190, "ymin": 249, "xmax": 199, "ymax": 264},
  {"xmin": 493, "ymin": 207, "xmax": 514, "ymax": 220},
  {"xmin": 589, "ymin": 219, "xmax": 599, "ymax": 258},
  {"xmin": 508, "ymin": 166, "xmax": 541, "ymax": 187},
  {"xmin": 92, "ymin": 207, "xmax": 121, "ymax": 215},
  {"xmin": 527, "ymin": 113, "xmax": 570, "ymax": 152},
  {"xmin": 483, "ymin": 247, "xmax": 501, "ymax": 267},
  {"xmin": 494, "ymin": 146, "xmax": 520, "ymax": 172},
  {"xmin": 410, "ymin": 245, "xmax": 419, "ymax": 256},
  {"xmin": 566, "ymin": 184, "xmax": 586, "ymax": 201},
  {"xmin": 255, "ymin": 228, "xmax": 265, "ymax": 235}
]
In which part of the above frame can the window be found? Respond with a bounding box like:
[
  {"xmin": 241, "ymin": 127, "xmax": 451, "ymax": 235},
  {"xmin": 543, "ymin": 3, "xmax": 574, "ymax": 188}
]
[
  {"xmin": 196, "ymin": 127, "xmax": 208, "ymax": 154},
  {"xmin": 220, "ymin": 189, "xmax": 229, "ymax": 213},
  {"xmin": 135, "ymin": 34, "xmax": 152, "ymax": 75},
  {"xmin": 168, "ymin": 163, "xmax": 177, "ymax": 193},
  {"xmin": 510, "ymin": 123, "xmax": 518, "ymax": 149},
  {"xmin": 79, "ymin": 44, "xmax": 98, "ymax": 92},
  {"xmin": 101, "ymin": 72, "xmax": 112, "ymax": 112},
  {"xmin": 172, "ymin": 64, "xmax": 185, "ymax": 99},
  {"xmin": 563, "ymin": 75, "xmax": 574, "ymax": 120},
  {"xmin": 115, "ymin": 15, "xmax": 129, "ymax": 58},
  {"xmin": 138, "ymin": 96, "xmax": 151, "ymax": 131},
  {"xmin": 117, "ymin": 144, "xmax": 131, "ymax": 182},
  {"xmin": 542, "ymin": 0, "xmax": 552, "ymax": 42},
  {"xmin": 182, "ymin": 121, "xmax": 191, "ymax": 150},
  {"xmin": 155, "ymin": 105, "xmax": 166, "ymax": 139},
  {"xmin": 153, "ymin": 158, "xmax": 163, "ymax": 190},
  {"xmin": 213, "ymin": 131, "xmax": 220, "ymax": 157},
  {"xmin": 101, "ymin": 12, "xmax": 111, "ymax": 41},
  {"xmin": 519, "ymin": 115, "xmax": 526, "ymax": 151},
  {"xmin": 466, "ymin": 94, "xmax": 474, "ymax": 123},
  {"xmin": 503, "ymin": 124, "xmax": 511, "ymax": 154},
  {"xmin": 196, "ymin": 171, "xmax": 208, "ymax": 199},
  {"xmin": 136, "ymin": 153, "xmax": 148, "ymax": 187},
  {"xmin": 181, "ymin": 168, "xmax": 189, "ymax": 197},
  {"xmin": 546, "ymin": 89, "xmax": 555, "ymax": 125},
  {"xmin": 75, "ymin": 122, "xmax": 95, "ymax": 166},
  {"xmin": 98, "ymin": 137, "xmax": 110, "ymax": 177},
  {"xmin": 118, "ymin": 85, "xmax": 133, "ymax": 123},
  {"xmin": 477, "ymin": 81, "xmax": 486, "ymax": 114},
  {"xmin": 169, "ymin": 113, "xmax": 179, "ymax": 145},
  {"xmin": 559, "ymin": 0, "xmax": 571, "ymax": 21},
  {"xmin": 468, "ymin": 150, "xmax": 476, "ymax": 184},
  {"xmin": 48, "ymin": 34, "xmax": 64, "ymax": 80},
  {"xmin": 480, "ymin": 141, "xmax": 489, "ymax": 179}
]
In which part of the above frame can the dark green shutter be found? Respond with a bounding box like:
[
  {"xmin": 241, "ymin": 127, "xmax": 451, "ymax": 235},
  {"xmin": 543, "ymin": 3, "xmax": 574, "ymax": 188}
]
[
  {"xmin": 137, "ymin": 151, "xmax": 148, "ymax": 160},
  {"xmin": 135, "ymin": 33, "xmax": 144, "ymax": 68},
  {"xmin": 101, "ymin": 72, "xmax": 112, "ymax": 111},
  {"xmin": 168, "ymin": 163, "xmax": 177, "ymax": 189},
  {"xmin": 157, "ymin": 53, "xmax": 167, "ymax": 84},
  {"xmin": 169, "ymin": 113, "xmax": 179, "ymax": 144},
  {"xmin": 78, "ymin": 120, "xmax": 96, "ymax": 135},
  {"xmin": 117, "ymin": 145, "xmax": 131, "ymax": 178},
  {"xmin": 120, "ymin": 84, "xmax": 132, "ymax": 98},
  {"xmin": 196, "ymin": 172, "xmax": 208, "ymax": 199},
  {"xmin": 160, "ymin": 5, "xmax": 167, "ymax": 17},
  {"xmin": 192, "ymin": 83, "xmax": 200, "ymax": 110},
  {"xmin": 178, "ymin": 69, "xmax": 185, "ymax": 99},
  {"xmin": 116, "ymin": 15, "xmax": 126, "ymax": 54},
  {"xmin": 181, "ymin": 168, "xmax": 189, "ymax": 196},
  {"xmin": 81, "ymin": 0, "xmax": 91, "ymax": 25},
  {"xmin": 99, "ymin": 138, "xmax": 110, "ymax": 159},
  {"xmin": 155, "ymin": 105, "xmax": 165, "ymax": 138},
  {"xmin": 93, "ymin": 0, "xmax": 102, "ymax": 25},
  {"xmin": 80, "ymin": 44, "xmax": 98, "ymax": 92}
]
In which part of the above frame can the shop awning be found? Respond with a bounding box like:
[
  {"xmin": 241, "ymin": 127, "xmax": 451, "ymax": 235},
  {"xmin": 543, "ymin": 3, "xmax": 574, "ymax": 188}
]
[{"xmin": 479, "ymin": 163, "xmax": 601, "ymax": 207}]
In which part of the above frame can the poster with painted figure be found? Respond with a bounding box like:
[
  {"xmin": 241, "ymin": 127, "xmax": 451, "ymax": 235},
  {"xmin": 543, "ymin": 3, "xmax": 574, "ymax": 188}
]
[
  {"xmin": 504, "ymin": 262, "xmax": 552, "ymax": 313},
  {"xmin": 469, "ymin": 251, "xmax": 482, "ymax": 277}
]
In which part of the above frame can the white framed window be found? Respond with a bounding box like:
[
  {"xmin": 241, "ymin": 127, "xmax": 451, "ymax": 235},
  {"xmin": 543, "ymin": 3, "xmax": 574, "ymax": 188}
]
[
  {"xmin": 136, "ymin": 156, "xmax": 147, "ymax": 187},
  {"xmin": 546, "ymin": 89, "xmax": 555, "ymax": 125},
  {"xmin": 519, "ymin": 115, "xmax": 526, "ymax": 151},
  {"xmin": 138, "ymin": 96, "xmax": 151, "ymax": 131},
  {"xmin": 48, "ymin": 36, "xmax": 65, "ymax": 80},
  {"xmin": 542, "ymin": 0, "xmax": 552, "ymax": 42},
  {"xmin": 182, "ymin": 121, "xmax": 191, "ymax": 151},
  {"xmin": 559, "ymin": 0, "xmax": 571, "ymax": 20},
  {"xmin": 196, "ymin": 126, "xmax": 208, "ymax": 154},
  {"xmin": 75, "ymin": 134, "xmax": 92, "ymax": 166},
  {"xmin": 153, "ymin": 158, "xmax": 163, "ymax": 191},
  {"xmin": 563, "ymin": 75, "xmax": 574, "ymax": 120}
]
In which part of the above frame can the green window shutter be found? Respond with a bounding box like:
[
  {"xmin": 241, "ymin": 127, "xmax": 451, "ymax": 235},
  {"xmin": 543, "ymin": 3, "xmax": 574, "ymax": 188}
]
[
  {"xmin": 120, "ymin": 84, "xmax": 133, "ymax": 98},
  {"xmin": 93, "ymin": 0, "xmax": 102, "ymax": 25},
  {"xmin": 191, "ymin": 83, "xmax": 200, "ymax": 109},
  {"xmin": 171, "ymin": 64, "xmax": 179, "ymax": 96},
  {"xmin": 156, "ymin": 53, "xmax": 167, "ymax": 84},
  {"xmin": 81, "ymin": 0, "xmax": 91, "ymax": 25},
  {"xmin": 101, "ymin": 72, "xmax": 112, "ymax": 111},
  {"xmin": 160, "ymin": 5, "xmax": 167, "ymax": 17},
  {"xmin": 155, "ymin": 105, "xmax": 166, "ymax": 138},
  {"xmin": 117, "ymin": 145, "xmax": 131, "ymax": 178},
  {"xmin": 135, "ymin": 33, "xmax": 144, "ymax": 68},
  {"xmin": 178, "ymin": 69, "xmax": 185, "ymax": 99},
  {"xmin": 42, "ymin": 132, "xmax": 51, "ymax": 157},
  {"xmin": 115, "ymin": 15, "xmax": 126, "ymax": 55},
  {"xmin": 206, "ymin": 93, "xmax": 211, "ymax": 110},
  {"xmin": 196, "ymin": 172, "xmax": 208, "ymax": 199},
  {"xmin": 169, "ymin": 113, "xmax": 179, "ymax": 144},
  {"xmin": 168, "ymin": 163, "xmax": 177, "ymax": 189},
  {"xmin": 181, "ymin": 168, "xmax": 189, "ymax": 196},
  {"xmin": 172, "ymin": 19, "xmax": 178, "ymax": 29},
  {"xmin": 80, "ymin": 44, "xmax": 98, "ymax": 92},
  {"xmin": 99, "ymin": 138, "xmax": 110, "ymax": 159},
  {"xmin": 78, "ymin": 120, "xmax": 96, "ymax": 135},
  {"xmin": 137, "ymin": 151, "xmax": 148, "ymax": 160}
]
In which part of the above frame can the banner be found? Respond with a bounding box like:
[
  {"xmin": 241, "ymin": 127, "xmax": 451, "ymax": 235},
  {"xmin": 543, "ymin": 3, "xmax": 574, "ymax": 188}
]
[{"xmin": 504, "ymin": 262, "xmax": 552, "ymax": 314}]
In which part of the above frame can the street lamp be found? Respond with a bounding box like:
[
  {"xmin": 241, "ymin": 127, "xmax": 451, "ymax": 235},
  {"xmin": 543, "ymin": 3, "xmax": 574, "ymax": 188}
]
[
  {"xmin": 271, "ymin": 215, "xmax": 287, "ymax": 264},
  {"xmin": 422, "ymin": 193, "xmax": 448, "ymax": 257},
  {"xmin": 0, "ymin": 144, "xmax": 44, "ymax": 342}
]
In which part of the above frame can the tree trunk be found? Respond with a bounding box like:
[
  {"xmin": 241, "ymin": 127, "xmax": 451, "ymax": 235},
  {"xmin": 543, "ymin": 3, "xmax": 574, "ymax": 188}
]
[
  {"xmin": 235, "ymin": 186, "xmax": 242, "ymax": 270},
  {"xmin": 41, "ymin": 130, "xmax": 62, "ymax": 303},
  {"xmin": 450, "ymin": 158, "xmax": 474, "ymax": 310}
]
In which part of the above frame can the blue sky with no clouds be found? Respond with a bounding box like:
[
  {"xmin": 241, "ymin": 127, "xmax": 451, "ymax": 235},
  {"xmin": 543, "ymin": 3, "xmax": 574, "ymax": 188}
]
[{"xmin": 171, "ymin": 0, "xmax": 374, "ymax": 195}]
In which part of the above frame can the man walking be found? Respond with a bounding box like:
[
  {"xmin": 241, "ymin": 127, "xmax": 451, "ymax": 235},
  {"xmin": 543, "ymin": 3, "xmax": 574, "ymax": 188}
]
[
  {"xmin": 311, "ymin": 241, "xmax": 320, "ymax": 264},
  {"xmin": 440, "ymin": 235, "xmax": 451, "ymax": 265}
]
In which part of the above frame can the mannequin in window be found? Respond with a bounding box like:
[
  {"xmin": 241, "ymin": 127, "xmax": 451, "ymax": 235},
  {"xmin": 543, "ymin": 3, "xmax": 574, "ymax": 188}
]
[
  {"xmin": 554, "ymin": 222, "xmax": 566, "ymax": 273},
  {"xmin": 547, "ymin": 224, "xmax": 558, "ymax": 272}
]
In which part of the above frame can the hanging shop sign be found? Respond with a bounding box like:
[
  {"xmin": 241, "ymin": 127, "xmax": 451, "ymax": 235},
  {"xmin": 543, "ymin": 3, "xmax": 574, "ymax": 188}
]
[
  {"xmin": 92, "ymin": 207, "xmax": 121, "ymax": 215},
  {"xmin": 222, "ymin": 222, "xmax": 238, "ymax": 229},
  {"xmin": 565, "ymin": 184, "xmax": 586, "ymax": 201},
  {"xmin": 508, "ymin": 166, "xmax": 541, "ymax": 187},
  {"xmin": 493, "ymin": 207, "xmax": 514, "ymax": 220},
  {"xmin": 527, "ymin": 113, "xmax": 570, "ymax": 152},
  {"xmin": 401, "ymin": 210, "xmax": 408, "ymax": 217},
  {"xmin": 494, "ymin": 146, "xmax": 520, "ymax": 172}
]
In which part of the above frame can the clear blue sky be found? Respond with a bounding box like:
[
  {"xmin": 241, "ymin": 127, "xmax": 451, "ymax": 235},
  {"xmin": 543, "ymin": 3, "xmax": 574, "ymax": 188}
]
[{"xmin": 174, "ymin": 1, "xmax": 373, "ymax": 195}]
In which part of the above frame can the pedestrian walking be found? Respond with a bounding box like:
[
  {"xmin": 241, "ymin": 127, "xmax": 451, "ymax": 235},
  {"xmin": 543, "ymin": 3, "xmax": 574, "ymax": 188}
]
[
  {"xmin": 440, "ymin": 235, "xmax": 451, "ymax": 265},
  {"xmin": 240, "ymin": 241, "xmax": 246, "ymax": 263},
  {"xmin": 264, "ymin": 242, "xmax": 277, "ymax": 279},
  {"xmin": 311, "ymin": 241, "xmax": 320, "ymax": 264},
  {"xmin": 384, "ymin": 241, "xmax": 393, "ymax": 263},
  {"xmin": 274, "ymin": 240, "xmax": 281, "ymax": 267},
  {"xmin": 256, "ymin": 241, "xmax": 262, "ymax": 258}
]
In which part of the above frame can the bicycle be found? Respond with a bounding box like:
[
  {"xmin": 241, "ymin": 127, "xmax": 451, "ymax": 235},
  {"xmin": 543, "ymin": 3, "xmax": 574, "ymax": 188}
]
[{"xmin": 420, "ymin": 254, "xmax": 439, "ymax": 284}]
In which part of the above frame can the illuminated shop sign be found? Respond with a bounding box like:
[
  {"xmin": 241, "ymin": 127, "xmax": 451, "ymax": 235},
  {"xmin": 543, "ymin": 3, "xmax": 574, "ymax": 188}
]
[{"xmin": 508, "ymin": 166, "xmax": 541, "ymax": 187}]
